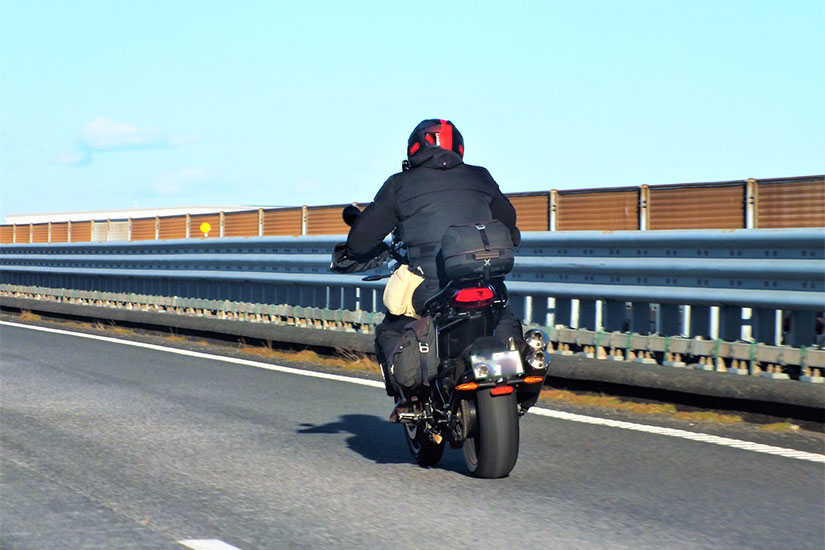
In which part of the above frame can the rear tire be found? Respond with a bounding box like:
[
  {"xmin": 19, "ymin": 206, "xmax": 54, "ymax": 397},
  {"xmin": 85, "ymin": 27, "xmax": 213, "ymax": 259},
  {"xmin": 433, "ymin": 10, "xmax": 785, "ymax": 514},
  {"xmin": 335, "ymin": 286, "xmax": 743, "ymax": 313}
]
[
  {"xmin": 462, "ymin": 390, "xmax": 519, "ymax": 478},
  {"xmin": 404, "ymin": 423, "xmax": 444, "ymax": 467}
]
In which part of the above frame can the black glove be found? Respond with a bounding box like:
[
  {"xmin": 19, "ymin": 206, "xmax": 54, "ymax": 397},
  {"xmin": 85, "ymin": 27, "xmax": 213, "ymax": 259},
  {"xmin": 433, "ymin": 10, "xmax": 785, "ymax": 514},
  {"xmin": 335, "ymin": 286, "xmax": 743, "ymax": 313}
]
[{"xmin": 330, "ymin": 242, "xmax": 391, "ymax": 274}]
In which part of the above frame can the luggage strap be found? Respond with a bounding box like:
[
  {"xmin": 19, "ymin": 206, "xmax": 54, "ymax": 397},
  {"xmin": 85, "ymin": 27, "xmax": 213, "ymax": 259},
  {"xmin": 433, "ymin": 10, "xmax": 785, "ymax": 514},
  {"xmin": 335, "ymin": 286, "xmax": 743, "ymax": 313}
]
[{"xmin": 475, "ymin": 223, "xmax": 491, "ymax": 251}]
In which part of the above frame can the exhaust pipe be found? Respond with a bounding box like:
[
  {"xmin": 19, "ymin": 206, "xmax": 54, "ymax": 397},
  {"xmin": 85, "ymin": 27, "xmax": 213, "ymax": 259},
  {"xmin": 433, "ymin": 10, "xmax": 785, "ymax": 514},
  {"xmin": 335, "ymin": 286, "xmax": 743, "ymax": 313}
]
[
  {"xmin": 523, "ymin": 329, "xmax": 549, "ymax": 351},
  {"xmin": 524, "ymin": 349, "xmax": 547, "ymax": 371}
]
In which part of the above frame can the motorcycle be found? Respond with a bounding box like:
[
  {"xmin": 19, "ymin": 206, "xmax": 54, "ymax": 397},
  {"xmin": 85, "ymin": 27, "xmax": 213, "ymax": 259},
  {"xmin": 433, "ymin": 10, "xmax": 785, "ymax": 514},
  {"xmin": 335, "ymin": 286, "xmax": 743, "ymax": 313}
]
[{"xmin": 333, "ymin": 205, "xmax": 550, "ymax": 478}]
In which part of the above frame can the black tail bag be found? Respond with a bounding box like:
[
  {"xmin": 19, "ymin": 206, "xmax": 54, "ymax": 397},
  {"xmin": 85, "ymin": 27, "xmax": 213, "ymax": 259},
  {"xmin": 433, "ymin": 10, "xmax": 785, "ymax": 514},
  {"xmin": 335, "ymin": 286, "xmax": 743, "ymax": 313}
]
[{"xmin": 440, "ymin": 220, "xmax": 514, "ymax": 280}]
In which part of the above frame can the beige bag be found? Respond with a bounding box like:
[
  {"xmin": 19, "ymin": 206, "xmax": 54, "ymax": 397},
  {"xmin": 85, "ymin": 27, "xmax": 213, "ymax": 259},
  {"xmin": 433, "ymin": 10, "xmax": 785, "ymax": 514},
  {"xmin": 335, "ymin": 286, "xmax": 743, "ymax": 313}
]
[{"xmin": 383, "ymin": 264, "xmax": 425, "ymax": 317}]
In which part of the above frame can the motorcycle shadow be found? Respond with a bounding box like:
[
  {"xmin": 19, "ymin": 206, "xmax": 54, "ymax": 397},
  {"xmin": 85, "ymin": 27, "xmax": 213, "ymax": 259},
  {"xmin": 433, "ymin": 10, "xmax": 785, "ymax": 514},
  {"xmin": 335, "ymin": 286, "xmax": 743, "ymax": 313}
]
[{"xmin": 297, "ymin": 414, "xmax": 466, "ymax": 473}]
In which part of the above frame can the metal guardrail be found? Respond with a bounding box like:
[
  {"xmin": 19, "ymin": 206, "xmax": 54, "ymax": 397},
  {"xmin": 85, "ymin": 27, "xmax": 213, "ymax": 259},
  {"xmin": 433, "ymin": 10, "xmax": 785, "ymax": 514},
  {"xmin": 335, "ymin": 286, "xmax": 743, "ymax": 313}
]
[{"xmin": 2, "ymin": 228, "xmax": 823, "ymax": 349}]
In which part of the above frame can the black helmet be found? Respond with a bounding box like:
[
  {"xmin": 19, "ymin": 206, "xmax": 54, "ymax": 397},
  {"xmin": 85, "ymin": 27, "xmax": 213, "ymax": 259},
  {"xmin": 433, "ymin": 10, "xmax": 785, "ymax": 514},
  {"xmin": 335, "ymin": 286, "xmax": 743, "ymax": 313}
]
[{"xmin": 407, "ymin": 119, "xmax": 464, "ymax": 161}]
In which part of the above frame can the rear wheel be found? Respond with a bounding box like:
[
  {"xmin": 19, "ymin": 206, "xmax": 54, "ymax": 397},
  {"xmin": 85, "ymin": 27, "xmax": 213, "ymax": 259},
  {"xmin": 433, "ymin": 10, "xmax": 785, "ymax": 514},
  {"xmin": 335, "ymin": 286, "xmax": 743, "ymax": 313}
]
[
  {"xmin": 462, "ymin": 390, "xmax": 519, "ymax": 478},
  {"xmin": 404, "ymin": 423, "xmax": 444, "ymax": 467}
]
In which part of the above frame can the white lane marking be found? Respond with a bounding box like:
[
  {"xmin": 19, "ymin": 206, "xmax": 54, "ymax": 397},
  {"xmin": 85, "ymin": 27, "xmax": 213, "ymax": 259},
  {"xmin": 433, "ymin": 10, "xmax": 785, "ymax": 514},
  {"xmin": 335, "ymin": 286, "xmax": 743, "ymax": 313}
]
[
  {"xmin": 529, "ymin": 408, "xmax": 825, "ymax": 463},
  {"xmin": 179, "ymin": 540, "xmax": 243, "ymax": 550},
  {"xmin": 0, "ymin": 320, "xmax": 384, "ymax": 389},
  {"xmin": 3, "ymin": 320, "xmax": 824, "ymax": 464}
]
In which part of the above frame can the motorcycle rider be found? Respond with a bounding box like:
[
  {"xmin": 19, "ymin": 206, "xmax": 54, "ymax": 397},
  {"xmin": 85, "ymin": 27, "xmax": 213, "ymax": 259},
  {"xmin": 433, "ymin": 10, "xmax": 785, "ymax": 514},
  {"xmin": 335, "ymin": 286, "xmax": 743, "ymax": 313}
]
[{"xmin": 344, "ymin": 119, "xmax": 523, "ymax": 415}]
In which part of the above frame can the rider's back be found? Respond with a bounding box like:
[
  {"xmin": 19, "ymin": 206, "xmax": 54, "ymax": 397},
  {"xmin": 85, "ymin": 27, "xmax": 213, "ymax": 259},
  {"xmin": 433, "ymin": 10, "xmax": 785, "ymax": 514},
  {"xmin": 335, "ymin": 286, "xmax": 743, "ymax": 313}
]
[{"xmin": 348, "ymin": 147, "xmax": 517, "ymax": 286}]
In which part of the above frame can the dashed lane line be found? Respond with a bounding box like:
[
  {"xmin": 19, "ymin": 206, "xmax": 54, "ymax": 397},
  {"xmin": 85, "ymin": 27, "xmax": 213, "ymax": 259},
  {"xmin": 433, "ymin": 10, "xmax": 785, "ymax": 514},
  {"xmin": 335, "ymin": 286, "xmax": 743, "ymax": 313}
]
[
  {"xmin": 3, "ymin": 320, "xmax": 824, "ymax": 464},
  {"xmin": 179, "ymin": 540, "xmax": 243, "ymax": 550}
]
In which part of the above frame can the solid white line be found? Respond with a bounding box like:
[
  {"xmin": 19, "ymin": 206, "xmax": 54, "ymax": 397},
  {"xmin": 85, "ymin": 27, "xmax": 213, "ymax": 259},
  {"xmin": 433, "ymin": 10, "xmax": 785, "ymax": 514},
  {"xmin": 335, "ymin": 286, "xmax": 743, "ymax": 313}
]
[
  {"xmin": 3, "ymin": 320, "xmax": 824, "ymax": 464},
  {"xmin": 179, "ymin": 540, "xmax": 243, "ymax": 550},
  {"xmin": 0, "ymin": 320, "xmax": 384, "ymax": 389},
  {"xmin": 528, "ymin": 408, "xmax": 825, "ymax": 463}
]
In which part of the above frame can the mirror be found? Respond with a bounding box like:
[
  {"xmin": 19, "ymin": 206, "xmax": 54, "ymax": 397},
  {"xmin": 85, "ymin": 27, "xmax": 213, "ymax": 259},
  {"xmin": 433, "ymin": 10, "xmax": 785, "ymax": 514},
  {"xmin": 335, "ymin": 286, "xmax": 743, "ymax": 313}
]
[{"xmin": 342, "ymin": 204, "xmax": 362, "ymax": 226}]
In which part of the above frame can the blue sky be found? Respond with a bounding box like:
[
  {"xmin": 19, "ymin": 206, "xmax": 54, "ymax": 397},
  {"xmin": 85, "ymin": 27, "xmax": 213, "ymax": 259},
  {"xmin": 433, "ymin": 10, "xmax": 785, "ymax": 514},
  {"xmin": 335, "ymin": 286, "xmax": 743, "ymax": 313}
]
[{"xmin": 1, "ymin": 0, "xmax": 823, "ymax": 222}]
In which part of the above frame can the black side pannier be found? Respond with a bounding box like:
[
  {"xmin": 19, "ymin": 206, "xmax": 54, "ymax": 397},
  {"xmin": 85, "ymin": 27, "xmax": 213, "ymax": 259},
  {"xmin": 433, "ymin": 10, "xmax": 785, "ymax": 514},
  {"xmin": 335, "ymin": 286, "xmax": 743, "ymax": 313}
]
[
  {"xmin": 440, "ymin": 220, "xmax": 515, "ymax": 280},
  {"xmin": 388, "ymin": 316, "xmax": 438, "ymax": 393}
]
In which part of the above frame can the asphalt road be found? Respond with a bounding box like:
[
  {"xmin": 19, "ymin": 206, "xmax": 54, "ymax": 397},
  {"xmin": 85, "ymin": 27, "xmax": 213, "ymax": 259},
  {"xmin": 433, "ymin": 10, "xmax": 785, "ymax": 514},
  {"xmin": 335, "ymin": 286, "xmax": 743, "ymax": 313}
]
[{"xmin": 1, "ymin": 322, "xmax": 824, "ymax": 550}]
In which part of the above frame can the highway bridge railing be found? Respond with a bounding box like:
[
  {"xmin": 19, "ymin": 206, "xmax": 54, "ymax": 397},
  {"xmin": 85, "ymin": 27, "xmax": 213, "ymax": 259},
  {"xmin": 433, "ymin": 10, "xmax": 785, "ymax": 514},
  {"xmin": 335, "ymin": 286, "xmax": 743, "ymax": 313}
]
[{"xmin": 2, "ymin": 228, "xmax": 824, "ymax": 385}]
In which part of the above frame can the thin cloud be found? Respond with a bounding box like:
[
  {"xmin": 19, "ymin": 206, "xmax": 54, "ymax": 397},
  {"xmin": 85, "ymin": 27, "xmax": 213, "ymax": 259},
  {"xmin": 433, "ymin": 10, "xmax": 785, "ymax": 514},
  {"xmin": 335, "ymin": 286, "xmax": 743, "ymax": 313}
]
[
  {"xmin": 148, "ymin": 168, "xmax": 212, "ymax": 195},
  {"xmin": 80, "ymin": 117, "xmax": 165, "ymax": 149},
  {"xmin": 56, "ymin": 116, "xmax": 197, "ymax": 165}
]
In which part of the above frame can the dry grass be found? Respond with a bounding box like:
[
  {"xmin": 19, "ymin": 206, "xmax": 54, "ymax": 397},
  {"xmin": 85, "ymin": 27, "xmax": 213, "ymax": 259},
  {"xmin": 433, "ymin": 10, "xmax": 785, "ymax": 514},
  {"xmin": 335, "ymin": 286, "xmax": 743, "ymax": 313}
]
[
  {"xmin": 18, "ymin": 310, "xmax": 41, "ymax": 321},
  {"xmin": 238, "ymin": 345, "xmax": 380, "ymax": 373},
  {"xmin": 540, "ymin": 389, "xmax": 749, "ymax": 425},
  {"xmin": 673, "ymin": 411, "xmax": 743, "ymax": 424},
  {"xmin": 760, "ymin": 422, "xmax": 800, "ymax": 432},
  {"xmin": 540, "ymin": 389, "xmax": 677, "ymax": 415}
]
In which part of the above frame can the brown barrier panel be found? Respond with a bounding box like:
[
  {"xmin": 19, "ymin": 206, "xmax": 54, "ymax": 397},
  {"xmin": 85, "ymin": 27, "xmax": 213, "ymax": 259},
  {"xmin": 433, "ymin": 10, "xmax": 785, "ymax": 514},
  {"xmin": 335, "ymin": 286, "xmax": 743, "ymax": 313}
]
[
  {"xmin": 158, "ymin": 216, "xmax": 187, "ymax": 240},
  {"xmin": 131, "ymin": 217, "xmax": 157, "ymax": 241},
  {"xmin": 306, "ymin": 205, "xmax": 351, "ymax": 236},
  {"xmin": 506, "ymin": 193, "xmax": 549, "ymax": 231},
  {"xmin": 32, "ymin": 223, "xmax": 50, "ymax": 243},
  {"xmin": 50, "ymin": 222, "xmax": 70, "ymax": 243},
  {"xmin": 1, "ymin": 225, "xmax": 14, "ymax": 243},
  {"xmin": 756, "ymin": 177, "xmax": 825, "ymax": 228},
  {"xmin": 262, "ymin": 208, "xmax": 302, "ymax": 236},
  {"xmin": 557, "ymin": 189, "xmax": 640, "ymax": 231},
  {"xmin": 70, "ymin": 221, "xmax": 92, "ymax": 242},
  {"xmin": 224, "ymin": 210, "xmax": 259, "ymax": 237},
  {"xmin": 16, "ymin": 225, "xmax": 32, "ymax": 243},
  {"xmin": 648, "ymin": 183, "xmax": 745, "ymax": 230},
  {"xmin": 190, "ymin": 214, "xmax": 221, "ymax": 239}
]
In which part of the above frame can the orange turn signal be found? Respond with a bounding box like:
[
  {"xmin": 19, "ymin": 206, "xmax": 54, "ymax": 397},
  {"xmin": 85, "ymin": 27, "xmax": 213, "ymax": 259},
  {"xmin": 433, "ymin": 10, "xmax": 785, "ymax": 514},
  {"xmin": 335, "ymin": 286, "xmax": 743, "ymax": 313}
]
[
  {"xmin": 490, "ymin": 385, "xmax": 514, "ymax": 396},
  {"xmin": 456, "ymin": 382, "xmax": 479, "ymax": 391},
  {"xmin": 523, "ymin": 376, "xmax": 545, "ymax": 384}
]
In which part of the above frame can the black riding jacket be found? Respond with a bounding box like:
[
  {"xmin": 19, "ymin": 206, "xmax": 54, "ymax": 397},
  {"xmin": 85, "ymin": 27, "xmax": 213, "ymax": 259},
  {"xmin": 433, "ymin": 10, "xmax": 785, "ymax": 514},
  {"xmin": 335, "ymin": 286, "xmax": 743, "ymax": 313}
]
[{"xmin": 346, "ymin": 149, "xmax": 519, "ymax": 292}]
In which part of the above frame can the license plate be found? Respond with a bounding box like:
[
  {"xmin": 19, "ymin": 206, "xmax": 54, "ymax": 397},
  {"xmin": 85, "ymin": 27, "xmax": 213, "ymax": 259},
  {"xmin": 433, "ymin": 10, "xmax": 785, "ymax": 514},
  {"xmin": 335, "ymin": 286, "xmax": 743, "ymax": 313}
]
[{"xmin": 469, "ymin": 349, "xmax": 524, "ymax": 380}]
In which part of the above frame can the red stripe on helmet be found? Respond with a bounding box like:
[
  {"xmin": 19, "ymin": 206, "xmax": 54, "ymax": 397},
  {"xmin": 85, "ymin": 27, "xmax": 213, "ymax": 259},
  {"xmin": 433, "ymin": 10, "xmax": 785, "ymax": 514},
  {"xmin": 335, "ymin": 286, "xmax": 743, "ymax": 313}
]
[
  {"xmin": 409, "ymin": 142, "xmax": 420, "ymax": 155},
  {"xmin": 439, "ymin": 119, "xmax": 453, "ymax": 152}
]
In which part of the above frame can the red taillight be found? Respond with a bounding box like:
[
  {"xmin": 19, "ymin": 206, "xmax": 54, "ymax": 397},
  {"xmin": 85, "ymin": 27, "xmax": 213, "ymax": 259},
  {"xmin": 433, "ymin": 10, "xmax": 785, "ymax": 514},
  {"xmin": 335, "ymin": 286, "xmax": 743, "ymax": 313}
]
[
  {"xmin": 451, "ymin": 286, "xmax": 495, "ymax": 308},
  {"xmin": 490, "ymin": 385, "xmax": 514, "ymax": 396}
]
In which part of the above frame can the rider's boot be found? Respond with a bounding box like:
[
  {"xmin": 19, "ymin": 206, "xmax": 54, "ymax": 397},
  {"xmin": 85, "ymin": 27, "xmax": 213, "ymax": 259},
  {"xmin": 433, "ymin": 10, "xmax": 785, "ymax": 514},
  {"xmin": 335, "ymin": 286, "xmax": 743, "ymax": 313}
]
[{"xmin": 388, "ymin": 394, "xmax": 418, "ymax": 423}]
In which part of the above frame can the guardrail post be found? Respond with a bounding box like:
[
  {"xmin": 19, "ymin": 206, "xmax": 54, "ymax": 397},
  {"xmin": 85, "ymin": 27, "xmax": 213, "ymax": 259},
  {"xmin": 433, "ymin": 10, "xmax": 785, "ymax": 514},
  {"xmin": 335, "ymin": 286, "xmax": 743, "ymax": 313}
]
[
  {"xmin": 746, "ymin": 178, "xmax": 757, "ymax": 229},
  {"xmin": 553, "ymin": 298, "xmax": 572, "ymax": 327},
  {"xmin": 273, "ymin": 284, "xmax": 289, "ymax": 305},
  {"xmin": 327, "ymin": 287, "xmax": 342, "ymax": 309},
  {"xmin": 658, "ymin": 304, "xmax": 682, "ymax": 336},
  {"xmin": 785, "ymin": 310, "xmax": 817, "ymax": 347},
  {"xmin": 528, "ymin": 295, "xmax": 550, "ymax": 326},
  {"xmin": 603, "ymin": 300, "xmax": 627, "ymax": 331},
  {"xmin": 752, "ymin": 308, "xmax": 778, "ymax": 345},
  {"xmin": 578, "ymin": 299, "xmax": 597, "ymax": 330},
  {"xmin": 690, "ymin": 305, "xmax": 712, "ymax": 338},
  {"xmin": 341, "ymin": 287, "xmax": 357, "ymax": 310},
  {"xmin": 719, "ymin": 306, "xmax": 742, "ymax": 341},
  {"xmin": 357, "ymin": 287, "xmax": 375, "ymax": 312},
  {"xmin": 639, "ymin": 185, "xmax": 650, "ymax": 230},
  {"xmin": 631, "ymin": 302, "xmax": 652, "ymax": 334},
  {"xmin": 509, "ymin": 294, "xmax": 527, "ymax": 325}
]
